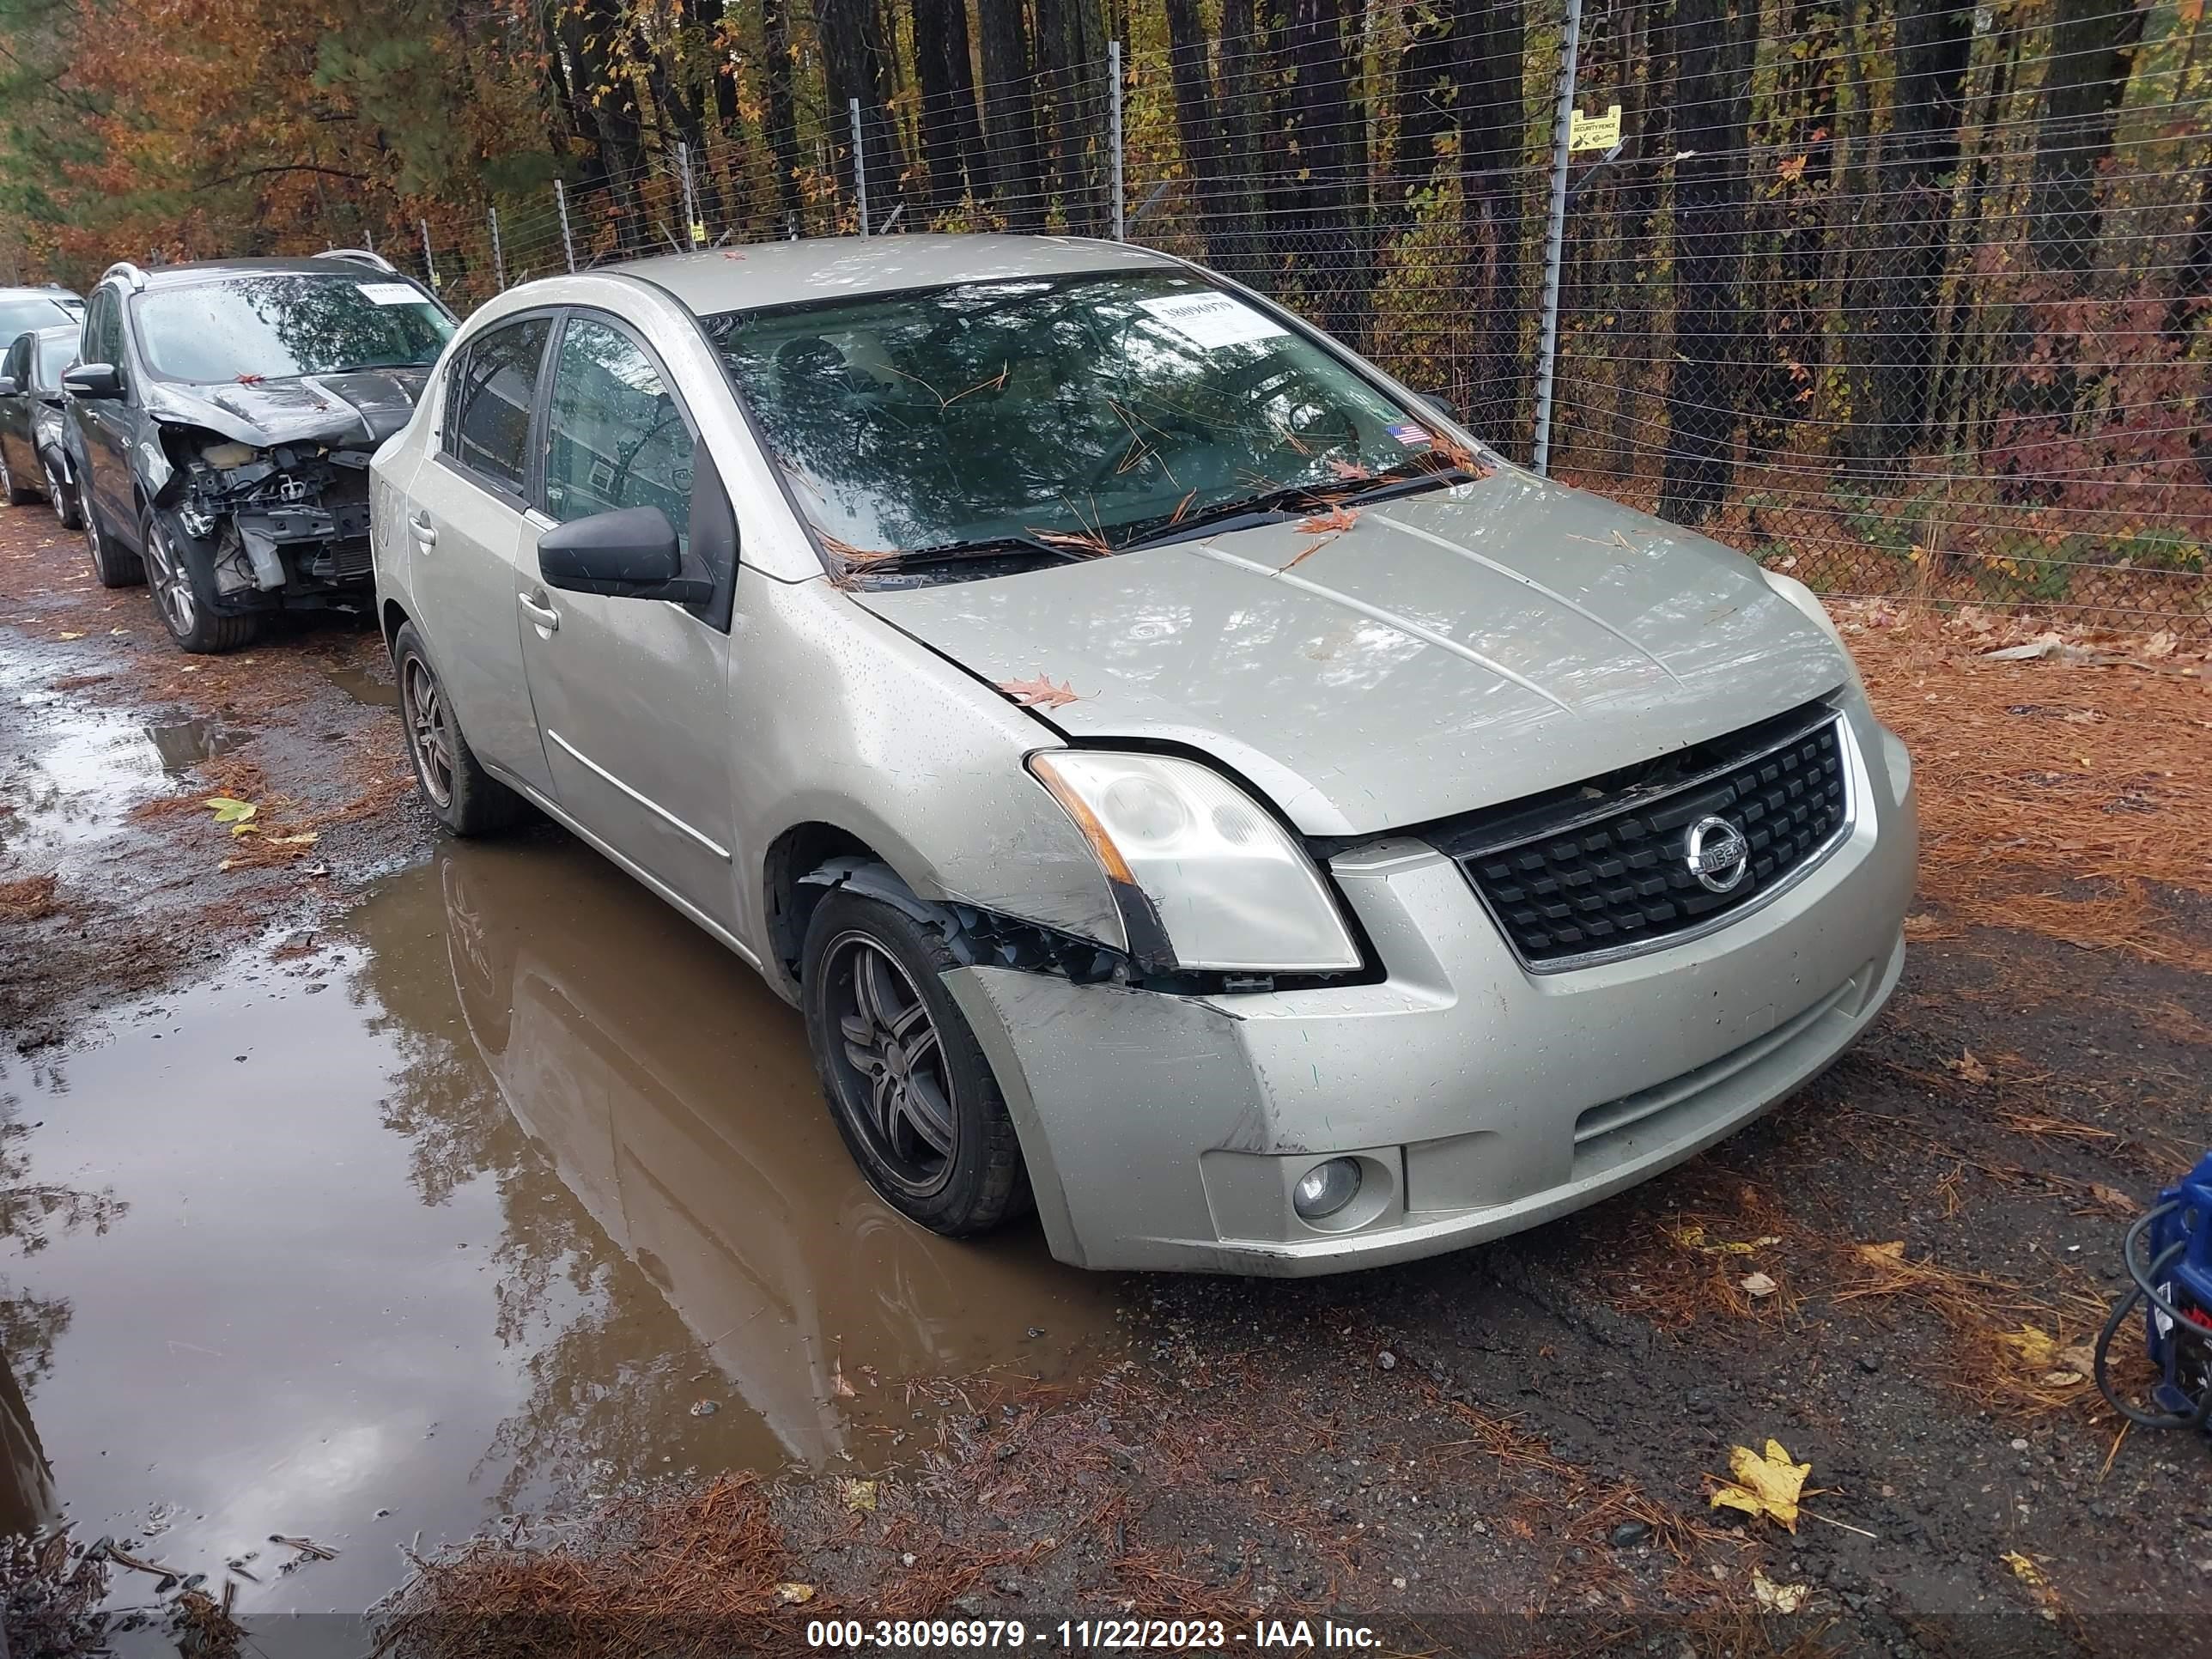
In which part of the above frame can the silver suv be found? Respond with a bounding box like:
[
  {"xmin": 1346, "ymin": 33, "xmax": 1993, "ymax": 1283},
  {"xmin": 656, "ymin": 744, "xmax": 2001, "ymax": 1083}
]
[{"xmin": 369, "ymin": 235, "xmax": 1917, "ymax": 1275}]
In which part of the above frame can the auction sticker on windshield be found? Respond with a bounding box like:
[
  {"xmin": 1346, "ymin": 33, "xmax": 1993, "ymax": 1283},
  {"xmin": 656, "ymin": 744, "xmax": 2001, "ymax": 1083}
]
[
  {"xmin": 1136, "ymin": 291, "xmax": 1289, "ymax": 349},
  {"xmin": 358, "ymin": 282, "xmax": 428, "ymax": 305}
]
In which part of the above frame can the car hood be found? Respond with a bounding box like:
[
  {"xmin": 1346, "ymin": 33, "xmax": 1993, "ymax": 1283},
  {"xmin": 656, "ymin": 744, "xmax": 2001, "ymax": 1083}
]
[
  {"xmin": 142, "ymin": 367, "xmax": 432, "ymax": 451},
  {"xmin": 856, "ymin": 470, "xmax": 1851, "ymax": 837}
]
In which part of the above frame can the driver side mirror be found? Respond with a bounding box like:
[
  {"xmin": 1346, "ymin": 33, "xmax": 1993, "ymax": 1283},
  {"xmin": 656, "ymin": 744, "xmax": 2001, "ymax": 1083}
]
[
  {"xmin": 537, "ymin": 506, "xmax": 714, "ymax": 605},
  {"xmin": 1417, "ymin": 391, "xmax": 1462, "ymax": 426},
  {"xmin": 0, "ymin": 376, "xmax": 17, "ymax": 398},
  {"xmin": 63, "ymin": 363, "xmax": 123, "ymax": 401}
]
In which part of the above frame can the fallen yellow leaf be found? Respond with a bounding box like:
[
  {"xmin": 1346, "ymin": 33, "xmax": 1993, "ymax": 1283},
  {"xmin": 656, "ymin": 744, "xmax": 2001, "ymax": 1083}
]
[
  {"xmin": 57, "ymin": 631, "xmax": 82, "ymax": 641},
  {"xmin": 775, "ymin": 1583, "xmax": 817, "ymax": 1605},
  {"xmin": 1752, "ymin": 1569, "xmax": 1808, "ymax": 1613},
  {"xmin": 839, "ymin": 1477, "xmax": 878, "ymax": 1513},
  {"xmin": 1709, "ymin": 1438, "xmax": 1810, "ymax": 1531},
  {"xmin": 1996, "ymin": 1325, "xmax": 2057, "ymax": 1369}
]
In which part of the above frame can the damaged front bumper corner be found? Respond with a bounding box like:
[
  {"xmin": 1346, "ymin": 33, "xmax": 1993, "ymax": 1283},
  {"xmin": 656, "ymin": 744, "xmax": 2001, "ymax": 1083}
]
[{"xmin": 944, "ymin": 712, "xmax": 1917, "ymax": 1275}]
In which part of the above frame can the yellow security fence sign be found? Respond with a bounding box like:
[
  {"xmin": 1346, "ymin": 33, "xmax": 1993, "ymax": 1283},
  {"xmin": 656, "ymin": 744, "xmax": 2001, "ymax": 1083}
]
[{"xmin": 1570, "ymin": 103, "xmax": 1623, "ymax": 154}]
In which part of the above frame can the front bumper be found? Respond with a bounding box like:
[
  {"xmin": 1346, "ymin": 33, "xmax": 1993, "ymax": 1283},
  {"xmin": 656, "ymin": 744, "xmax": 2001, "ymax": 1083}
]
[{"xmin": 948, "ymin": 698, "xmax": 1917, "ymax": 1275}]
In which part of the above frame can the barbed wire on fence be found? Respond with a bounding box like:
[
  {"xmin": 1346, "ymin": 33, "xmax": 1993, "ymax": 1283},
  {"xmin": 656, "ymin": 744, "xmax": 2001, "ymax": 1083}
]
[{"xmin": 340, "ymin": 0, "xmax": 2210, "ymax": 631}]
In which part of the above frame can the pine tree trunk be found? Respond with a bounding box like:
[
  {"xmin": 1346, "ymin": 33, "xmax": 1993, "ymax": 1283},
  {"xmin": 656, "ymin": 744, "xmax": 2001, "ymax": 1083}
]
[
  {"xmin": 975, "ymin": 0, "xmax": 1044, "ymax": 228},
  {"xmin": 2027, "ymin": 0, "xmax": 2148, "ymax": 279},
  {"xmin": 912, "ymin": 0, "xmax": 982, "ymax": 210},
  {"xmin": 1658, "ymin": 0, "xmax": 1753, "ymax": 523},
  {"xmin": 761, "ymin": 0, "xmax": 803, "ymax": 230},
  {"xmin": 1164, "ymin": 0, "xmax": 1231, "ymax": 264},
  {"xmin": 1850, "ymin": 0, "xmax": 1974, "ymax": 459}
]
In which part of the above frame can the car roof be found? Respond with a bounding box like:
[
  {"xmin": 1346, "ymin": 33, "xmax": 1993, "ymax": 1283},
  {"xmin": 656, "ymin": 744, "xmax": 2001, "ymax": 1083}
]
[
  {"xmin": 606, "ymin": 234, "xmax": 1182, "ymax": 315},
  {"xmin": 116, "ymin": 258, "xmax": 422, "ymax": 290},
  {"xmin": 0, "ymin": 288, "xmax": 80, "ymax": 304}
]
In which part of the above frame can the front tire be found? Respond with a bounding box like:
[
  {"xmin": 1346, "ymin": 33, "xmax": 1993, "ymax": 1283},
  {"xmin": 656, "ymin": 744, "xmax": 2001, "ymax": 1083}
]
[
  {"xmin": 43, "ymin": 453, "xmax": 82, "ymax": 531},
  {"xmin": 392, "ymin": 621, "xmax": 526, "ymax": 837},
  {"xmin": 801, "ymin": 884, "xmax": 1029, "ymax": 1237},
  {"xmin": 141, "ymin": 509, "xmax": 255, "ymax": 652}
]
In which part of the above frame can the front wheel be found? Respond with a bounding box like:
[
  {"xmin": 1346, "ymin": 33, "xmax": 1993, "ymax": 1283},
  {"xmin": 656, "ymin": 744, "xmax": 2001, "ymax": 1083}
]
[
  {"xmin": 141, "ymin": 509, "xmax": 255, "ymax": 652},
  {"xmin": 43, "ymin": 453, "xmax": 81, "ymax": 531},
  {"xmin": 802, "ymin": 884, "xmax": 1030, "ymax": 1237},
  {"xmin": 392, "ymin": 621, "xmax": 526, "ymax": 837}
]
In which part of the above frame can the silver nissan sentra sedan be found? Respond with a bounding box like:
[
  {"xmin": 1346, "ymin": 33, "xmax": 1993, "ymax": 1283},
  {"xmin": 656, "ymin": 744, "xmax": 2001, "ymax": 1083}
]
[{"xmin": 369, "ymin": 234, "xmax": 1917, "ymax": 1275}]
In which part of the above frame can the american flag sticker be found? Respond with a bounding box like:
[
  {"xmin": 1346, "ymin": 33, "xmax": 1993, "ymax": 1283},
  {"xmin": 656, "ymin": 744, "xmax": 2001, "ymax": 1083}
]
[{"xmin": 1388, "ymin": 422, "xmax": 1432, "ymax": 447}]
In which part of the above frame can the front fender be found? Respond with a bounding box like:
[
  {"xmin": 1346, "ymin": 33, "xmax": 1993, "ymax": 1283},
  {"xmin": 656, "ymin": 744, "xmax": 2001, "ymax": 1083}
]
[{"xmin": 732, "ymin": 574, "xmax": 1123, "ymax": 969}]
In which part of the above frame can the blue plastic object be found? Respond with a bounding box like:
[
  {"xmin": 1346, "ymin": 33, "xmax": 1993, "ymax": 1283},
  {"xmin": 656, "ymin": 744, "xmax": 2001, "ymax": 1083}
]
[{"xmin": 2143, "ymin": 1152, "xmax": 2212, "ymax": 1419}]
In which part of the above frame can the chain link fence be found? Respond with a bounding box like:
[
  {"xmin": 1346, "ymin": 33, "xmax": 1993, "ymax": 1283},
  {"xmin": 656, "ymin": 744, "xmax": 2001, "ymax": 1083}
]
[{"xmin": 379, "ymin": 0, "xmax": 2210, "ymax": 633}]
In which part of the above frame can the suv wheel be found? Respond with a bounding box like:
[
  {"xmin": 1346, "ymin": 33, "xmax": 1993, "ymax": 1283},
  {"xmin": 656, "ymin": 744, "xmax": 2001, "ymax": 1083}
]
[
  {"xmin": 44, "ymin": 455, "xmax": 81, "ymax": 530},
  {"xmin": 392, "ymin": 622, "xmax": 526, "ymax": 836},
  {"xmin": 83, "ymin": 500, "xmax": 143, "ymax": 587},
  {"xmin": 801, "ymin": 884, "xmax": 1030, "ymax": 1237},
  {"xmin": 0, "ymin": 447, "xmax": 34, "ymax": 507},
  {"xmin": 142, "ymin": 508, "xmax": 255, "ymax": 653}
]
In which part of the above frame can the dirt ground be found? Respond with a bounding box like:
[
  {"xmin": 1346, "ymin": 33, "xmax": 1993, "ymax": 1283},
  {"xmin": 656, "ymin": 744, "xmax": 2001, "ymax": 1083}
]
[{"xmin": 3, "ymin": 496, "xmax": 2210, "ymax": 1657}]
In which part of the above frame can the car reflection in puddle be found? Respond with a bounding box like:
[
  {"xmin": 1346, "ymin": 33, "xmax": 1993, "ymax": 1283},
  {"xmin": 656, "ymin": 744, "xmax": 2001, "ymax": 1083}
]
[
  {"xmin": 0, "ymin": 831, "xmax": 1117, "ymax": 1617},
  {"xmin": 420, "ymin": 836, "xmax": 1120, "ymax": 1471}
]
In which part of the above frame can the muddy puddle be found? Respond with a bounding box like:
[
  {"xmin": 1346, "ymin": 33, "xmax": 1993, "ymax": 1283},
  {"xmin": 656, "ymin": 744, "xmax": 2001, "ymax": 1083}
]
[{"xmin": 0, "ymin": 833, "xmax": 1122, "ymax": 1616}]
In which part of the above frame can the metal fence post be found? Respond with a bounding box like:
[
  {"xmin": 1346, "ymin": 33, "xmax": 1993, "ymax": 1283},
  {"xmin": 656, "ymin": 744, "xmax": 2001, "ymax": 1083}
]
[
  {"xmin": 1109, "ymin": 40, "xmax": 1125, "ymax": 241},
  {"xmin": 1530, "ymin": 0, "xmax": 1583, "ymax": 477},
  {"xmin": 850, "ymin": 98, "xmax": 869, "ymax": 235},
  {"xmin": 555, "ymin": 179, "xmax": 576, "ymax": 272},
  {"xmin": 678, "ymin": 140, "xmax": 702, "ymax": 246},
  {"xmin": 489, "ymin": 206, "xmax": 505, "ymax": 290},
  {"xmin": 419, "ymin": 217, "xmax": 439, "ymax": 293}
]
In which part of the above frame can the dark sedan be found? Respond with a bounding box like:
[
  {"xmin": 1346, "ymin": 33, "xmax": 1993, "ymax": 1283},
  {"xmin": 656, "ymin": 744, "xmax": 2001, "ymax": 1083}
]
[{"xmin": 0, "ymin": 323, "xmax": 84, "ymax": 524}]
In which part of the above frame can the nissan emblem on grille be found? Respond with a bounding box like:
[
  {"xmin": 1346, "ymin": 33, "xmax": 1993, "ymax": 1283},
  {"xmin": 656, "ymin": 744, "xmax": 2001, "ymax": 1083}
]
[
  {"xmin": 1447, "ymin": 706, "xmax": 1850, "ymax": 969},
  {"xmin": 1685, "ymin": 816, "xmax": 1752, "ymax": 894}
]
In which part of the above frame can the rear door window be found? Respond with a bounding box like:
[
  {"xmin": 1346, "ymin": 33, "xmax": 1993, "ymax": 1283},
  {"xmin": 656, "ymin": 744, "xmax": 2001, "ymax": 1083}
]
[{"xmin": 446, "ymin": 317, "xmax": 550, "ymax": 497}]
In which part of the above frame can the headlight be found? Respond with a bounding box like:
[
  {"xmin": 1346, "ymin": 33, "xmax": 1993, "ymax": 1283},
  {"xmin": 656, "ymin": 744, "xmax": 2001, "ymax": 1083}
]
[{"xmin": 1028, "ymin": 751, "xmax": 1361, "ymax": 975}]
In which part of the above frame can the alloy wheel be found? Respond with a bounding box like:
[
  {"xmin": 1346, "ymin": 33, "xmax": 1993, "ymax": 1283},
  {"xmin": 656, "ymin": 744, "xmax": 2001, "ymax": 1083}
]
[
  {"xmin": 143, "ymin": 520, "xmax": 198, "ymax": 637},
  {"xmin": 402, "ymin": 654, "xmax": 454, "ymax": 808},
  {"xmin": 823, "ymin": 933, "xmax": 957, "ymax": 1197},
  {"xmin": 0, "ymin": 453, "xmax": 12, "ymax": 498},
  {"xmin": 45, "ymin": 461, "xmax": 66, "ymax": 522}
]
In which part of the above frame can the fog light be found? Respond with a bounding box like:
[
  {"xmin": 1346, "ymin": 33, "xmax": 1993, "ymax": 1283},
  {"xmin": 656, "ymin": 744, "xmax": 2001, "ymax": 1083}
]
[{"xmin": 1293, "ymin": 1158, "xmax": 1362, "ymax": 1221}]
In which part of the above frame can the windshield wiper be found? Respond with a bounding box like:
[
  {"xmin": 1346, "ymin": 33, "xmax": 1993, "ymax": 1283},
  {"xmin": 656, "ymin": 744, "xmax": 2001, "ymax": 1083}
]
[
  {"xmin": 1118, "ymin": 463, "xmax": 1484, "ymax": 553},
  {"xmin": 850, "ymin": 532, "xmax": 1095, "ymax": 577},
  {"xmin": 1116, "ymin": 484, "xmax": 1339, "ymax": 552}
]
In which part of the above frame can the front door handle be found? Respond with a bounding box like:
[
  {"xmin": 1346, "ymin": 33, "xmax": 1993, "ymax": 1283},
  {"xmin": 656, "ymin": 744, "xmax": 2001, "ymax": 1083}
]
[
  {"xmin": 407, "ymin": 510, "xmax": 438, "ymax": 547},
  {"xmin": 519, "ymin": 592, "xmax": 561, "ymax": 633}
]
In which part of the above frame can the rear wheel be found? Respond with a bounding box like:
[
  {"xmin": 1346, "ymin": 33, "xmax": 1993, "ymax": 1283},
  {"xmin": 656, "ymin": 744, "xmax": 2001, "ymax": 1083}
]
[
  {"xmin": 0, "ymin": 444, "xmax": 35, "ymax": 506},
  {"xmin": 802, "ymin": 884, "xmax": 1029, "ymax": 1237},
  {"xmin": 392, "ymin": 621, "xmax": 526, "ymax": 836},
  {"xmin": 83, "ymin": 499, "xmax": 143, "ymax": 587},
  {"xmin": 142, "ymin": 508, "xmax": 255, "ymax": 653}
]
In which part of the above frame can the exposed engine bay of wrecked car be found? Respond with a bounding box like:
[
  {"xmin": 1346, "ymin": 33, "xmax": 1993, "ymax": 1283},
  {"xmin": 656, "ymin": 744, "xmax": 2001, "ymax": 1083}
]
[{"xmin": 166, "ymin": 434, "xmax": 374, "ymax": 602}]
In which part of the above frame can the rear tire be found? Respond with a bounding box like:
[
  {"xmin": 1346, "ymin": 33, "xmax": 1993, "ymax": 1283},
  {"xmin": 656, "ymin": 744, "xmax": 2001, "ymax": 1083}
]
[
  {"xmin": 802, "ymin": 884, "xmax": 1030, "ymax": 1237},
  {"xmin": 142, "ymin": 508, "xmax": 255, "ymax": 653},
  {"xmin": 392, "ymin": 621, "xmax": 526, "ymax": 837},
  {"xmin": 84, "ymin": 499, "xmax": 143, "ymax": 587},
  {"xmin": 0, "ymin": 445, "xmax": 36, "ymax": 506}
]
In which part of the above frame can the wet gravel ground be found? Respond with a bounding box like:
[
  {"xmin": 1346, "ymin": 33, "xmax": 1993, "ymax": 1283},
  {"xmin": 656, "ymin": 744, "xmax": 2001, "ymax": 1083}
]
[{"xmin": 3, "ymin": 498, "xmax": 2209, "ymax": 1656}]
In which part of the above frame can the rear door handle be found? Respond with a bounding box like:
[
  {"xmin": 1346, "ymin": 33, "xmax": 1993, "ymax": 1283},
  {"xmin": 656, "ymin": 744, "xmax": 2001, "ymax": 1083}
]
[
  {"xmin": 407, "ymin": 510, "xmax": 438, "ymax": 547},
  {"xmin": 519, "ymin": 592, "xmax": 561, "ymax": 633}
]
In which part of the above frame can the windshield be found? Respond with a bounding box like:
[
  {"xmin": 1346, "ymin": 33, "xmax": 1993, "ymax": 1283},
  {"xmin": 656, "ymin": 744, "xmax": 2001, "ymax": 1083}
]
[
  {"xmin": 132, "ymin": 274, "xmax": 453, "ymax": 383},
  {"xmin": 0, "ymin": 297, "xmax": 74, "ymax": 341},
  {"xmin": 33, "ymin": 330, "xmax": 79, "ymax": 386},
  {"xmin": 705, "ymin": 270, "xmax": 1460, "ymax": 560}
]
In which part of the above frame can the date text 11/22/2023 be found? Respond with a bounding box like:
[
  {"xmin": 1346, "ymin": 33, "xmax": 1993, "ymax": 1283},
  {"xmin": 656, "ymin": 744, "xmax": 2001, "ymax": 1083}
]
[{"xmin": 805, "ymin": 1618, "xmax": 1384, "ymax": 1650}]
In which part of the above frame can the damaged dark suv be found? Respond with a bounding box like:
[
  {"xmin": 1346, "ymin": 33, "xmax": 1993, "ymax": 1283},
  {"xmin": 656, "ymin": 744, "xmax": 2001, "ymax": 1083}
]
[{"xmin": 64, "ymin": 253, "xmax": 455, "ymax": 651}]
